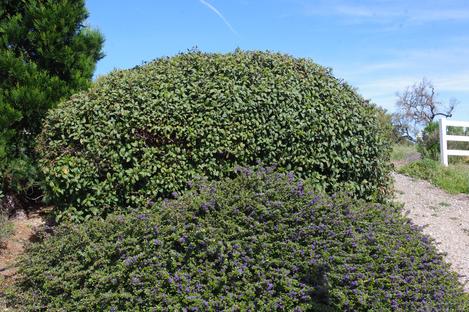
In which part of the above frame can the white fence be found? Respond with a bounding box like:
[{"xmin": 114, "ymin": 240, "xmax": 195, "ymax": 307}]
[{"xmin": 439, "ymin": 118, "xmax": 469, "ymax": 166}]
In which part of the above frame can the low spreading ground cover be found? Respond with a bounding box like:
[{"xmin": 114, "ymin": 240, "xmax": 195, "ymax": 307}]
[
  {"xmin": 5, "ymin": 168, "xmax": 467, "ymax": 311},
  {"xmin": 0, "ymin": 210, "xmax": 12, "ymax": 247},
  {"xmin": 399, "ymin": 159, "xmax": 469, "ymax": 194}
]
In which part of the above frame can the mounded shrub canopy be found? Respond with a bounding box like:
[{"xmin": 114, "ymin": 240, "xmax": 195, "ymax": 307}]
[
  {"xmin": 37, "ymin": 50, "xmax": 391, "ymax": 220},
  {"xmin": 7, "ymin": 169, "xmax": 466, "ymax": 311}
]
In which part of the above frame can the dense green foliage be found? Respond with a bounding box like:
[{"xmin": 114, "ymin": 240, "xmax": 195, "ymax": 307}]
[
  {"xmin": 417, "ymin": 122, "xmax": 440, "ymax": 161},
  {"xmin": 373, "ymin": 105, "xmax": 402, "ymax": 144},
  {"xmin": 38, "ymin": 50, "xmax": 391, "ymax": 221},
  {"xmin": 399, "ymin": 159, "xmax": 469, "ymax": 194},
  {"xmin": 6, "ymin": 169, "xmax": 466, "ymax": 311},
  {"xmin": 418, "ymin": 121, "xmax": 469, "ymax": 163},
  {"xmin": 0, "ymin": 0, "xmax": 103, "ymax": 200}
]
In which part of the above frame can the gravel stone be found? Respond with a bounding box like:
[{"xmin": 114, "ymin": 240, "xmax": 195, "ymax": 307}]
[{"xmin": 393, "ymin": 172, "xmax": 469, "ymax": 292}]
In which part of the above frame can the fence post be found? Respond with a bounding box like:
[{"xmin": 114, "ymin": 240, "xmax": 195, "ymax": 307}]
[{"xmin": 439, "ymin": 118, "xmax": 448, "ymax": 166}]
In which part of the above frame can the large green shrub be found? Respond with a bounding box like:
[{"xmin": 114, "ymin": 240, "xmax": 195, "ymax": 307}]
[
  {"xmin": 6, "ymin": 169, "xmax": 466, "ymax": 311},
  {"xmin": 38, "ymin": 50, "xmax": 391, "ymax": 221}
]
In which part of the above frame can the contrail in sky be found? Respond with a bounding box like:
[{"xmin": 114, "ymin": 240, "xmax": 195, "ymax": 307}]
[{"xmin": 199, "ymin": 0, "xmax": 238, "ymax": 36}]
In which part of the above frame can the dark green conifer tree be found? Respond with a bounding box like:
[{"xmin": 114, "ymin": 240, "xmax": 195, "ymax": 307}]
[{"xmin": 0, "ymin": 0, "xmax": 103, "ymax": 201}]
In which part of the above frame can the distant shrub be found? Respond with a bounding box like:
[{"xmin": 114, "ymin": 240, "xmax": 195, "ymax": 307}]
[
  {"xmin": 372, "ymin": 105, "xmax": 403, "ymax": 144},
  {"xmin": 417, "ymin": 121, "xmax": 440, "ymax": 160},
  {"xmin": 37, "ymin": 50, "xmax": 391, "ymax": 221},
  {"xmin": 7, "ymin": 169, "xmax": 466, "ymax": 311},
  {"xmin": 418, "ymin": 121, "xmax": 469, "ymax": 163},
  {"xmin": 390, "ymin": 143, "xmax": 417, "ymax": 162}
]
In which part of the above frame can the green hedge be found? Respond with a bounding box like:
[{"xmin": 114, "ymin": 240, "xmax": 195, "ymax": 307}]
[
  {"xmin": 6, "ymin": 168, "xmax": 466, "ymax": 311},
  {"xmin": 37, "ymin": 50, "xmax": 391, "ymax": 221}
]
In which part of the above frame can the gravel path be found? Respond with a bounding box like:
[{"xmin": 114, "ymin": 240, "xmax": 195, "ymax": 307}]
[{"xmin": 393, "ymin": 172, "xmax": 469, "ymax": 292}]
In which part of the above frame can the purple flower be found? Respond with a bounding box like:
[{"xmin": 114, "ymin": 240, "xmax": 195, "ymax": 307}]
[
  {"xmin": 421, "ymin": 236, "xmax": 430, "ymax": 244},
  {"xmin": 200, "ymin": 202, "xmax": 209, "ymax": 213},
  {"xmin": 271, "ymin": 201, "xmax": 283, "ymax": 208},
  {"xmin": 171, "ymin": 191, "xmax": 179, "ymax": 198},
  {"xmin": 265, "ymin": 165, "xmax": 276, "ymax": 173},
  {"xmin": 308, "ymin": 196, "xmax": 320, "ymax": 206},
  {"xmin": 266, "ymin": 282, "xmax": 274, "ymax": 291},
  {"xmin": 137, "ymin": 213, "xmax": 148, "ymax": 221},
  {"xmin": 153, "ymin": 239, "xmax": 160, "ymax": 246},
  {"xmin": 287, "ymin": 290, "xmax": 297, "ymax": 298},
  {"xmin": 131, "ymin": 276, "xmax": 141, "ymax": 286},
  {"xmin": 291, "ymin": 181, "xmax": 304, "ymax": 197},
  {"xmin": 124, "ymin": 256, "xmax": 138, "ymax": 266}
]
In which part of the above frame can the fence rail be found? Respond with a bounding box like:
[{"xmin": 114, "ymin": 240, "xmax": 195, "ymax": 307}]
[{"xmin": 439, "ymin": 118, "xmax": 469, "ymax": 166}]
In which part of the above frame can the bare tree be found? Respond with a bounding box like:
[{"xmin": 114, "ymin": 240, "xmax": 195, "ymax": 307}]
[{"xmin": 394, "ymin": 78, "xmax": 456, "ymax": 141}]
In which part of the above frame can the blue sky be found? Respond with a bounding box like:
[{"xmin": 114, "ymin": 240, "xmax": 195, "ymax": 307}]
[{"xmin": 86, "ymin": 0, "xmax": 469, "ymax": 119}]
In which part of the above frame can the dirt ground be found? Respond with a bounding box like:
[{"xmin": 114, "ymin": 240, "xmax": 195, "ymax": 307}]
[{"xmin": 0, "ymin": 209, "xmax": 47, "ymax": 292}]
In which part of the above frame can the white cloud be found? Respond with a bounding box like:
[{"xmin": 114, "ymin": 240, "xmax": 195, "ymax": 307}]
[
  {"xmin": 409, "ymin": 9, "xmax": 469, "ymax": 22},
  {"xmin": 349, "ymin": 72, "xmax": 469, "ymax": 112},
  {"xmin": 297, "ymin": 0, "xmax": 469, "ymax": 118},
  {"xmin": 435, "ymin": 72, "xmax": 469, "ymax": 92},
  {"xmin": 303, "ymin": 1, "xmax": 469, "ymax": 25}
]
